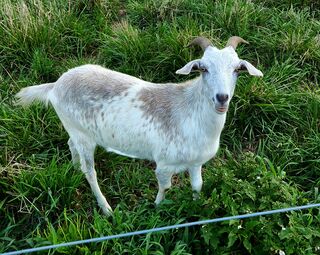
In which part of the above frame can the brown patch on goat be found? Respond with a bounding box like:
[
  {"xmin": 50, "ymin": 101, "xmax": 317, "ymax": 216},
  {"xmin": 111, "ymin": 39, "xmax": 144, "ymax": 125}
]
[{"xmin": 138, "ymin": 85, "xmax": 185, "ymax": 138}]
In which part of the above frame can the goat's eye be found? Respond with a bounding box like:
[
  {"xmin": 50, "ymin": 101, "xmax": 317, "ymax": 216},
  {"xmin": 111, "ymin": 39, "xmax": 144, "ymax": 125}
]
[{"xmin": 199, "ymin": 66, "xmax": 208, "ymax": 72}]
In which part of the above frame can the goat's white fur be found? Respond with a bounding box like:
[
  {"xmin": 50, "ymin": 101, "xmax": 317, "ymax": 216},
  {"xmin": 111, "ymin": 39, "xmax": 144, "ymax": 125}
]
[{"xmin": 15, "ymin": 37, "xmax": 263, "ymax": 215}]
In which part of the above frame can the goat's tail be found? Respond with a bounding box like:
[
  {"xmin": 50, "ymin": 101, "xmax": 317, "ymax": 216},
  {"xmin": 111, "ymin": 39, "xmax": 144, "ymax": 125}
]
[{"xmin": 15, "ymin": 83, "xmax": 55, "ymax": 107}]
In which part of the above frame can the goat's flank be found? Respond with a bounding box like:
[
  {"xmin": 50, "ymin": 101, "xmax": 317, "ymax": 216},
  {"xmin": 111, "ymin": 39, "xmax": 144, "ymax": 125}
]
[{"xmin": 15, "ymin": 36, "xmax": 263, "ymax": 215}]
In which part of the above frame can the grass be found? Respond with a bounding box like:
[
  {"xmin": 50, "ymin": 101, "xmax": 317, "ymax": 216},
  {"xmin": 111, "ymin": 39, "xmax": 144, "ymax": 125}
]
[{"xmin": 0, "ymin": 0, "xmax": 319, "ymax": 254}]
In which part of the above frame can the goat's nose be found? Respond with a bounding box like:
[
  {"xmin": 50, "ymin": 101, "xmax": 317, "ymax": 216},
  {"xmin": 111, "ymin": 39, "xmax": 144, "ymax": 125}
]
[{"xmin": 216, "ymin": 94, "xmax": 229, "ymax": 104}]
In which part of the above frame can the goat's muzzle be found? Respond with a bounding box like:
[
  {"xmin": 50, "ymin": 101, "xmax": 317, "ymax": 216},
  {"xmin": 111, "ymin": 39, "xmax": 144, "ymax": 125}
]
[
  {"xmin": 215, "ymin": 106, "xmax": 228, "ymax": 114},
  {"xmin": 212, "ymin": 97, "xmax": 228, "ymax": 114}
]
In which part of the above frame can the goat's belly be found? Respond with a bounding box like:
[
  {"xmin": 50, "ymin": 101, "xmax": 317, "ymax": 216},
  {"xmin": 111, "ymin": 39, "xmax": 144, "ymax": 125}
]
[
  {"xmin": 98, "ymin": 133, "xmax": 155, "ymax": 161},
  {"xmin": 105, "ymin": 147, "xmax": 143, "ymax": 159},
  {"xmin": 99, "ymin": 139, "xmax": 154, "ymax": 160}
]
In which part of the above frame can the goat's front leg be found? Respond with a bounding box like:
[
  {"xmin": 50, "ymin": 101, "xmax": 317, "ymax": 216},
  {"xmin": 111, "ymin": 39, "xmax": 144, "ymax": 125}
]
[
  {"xmin": 155, "ymin": 168, "xmax": 173, "ymax": 205},
  {"xmin": 188, "ymin": 165, "xmax": 203, "ymax": 200}
]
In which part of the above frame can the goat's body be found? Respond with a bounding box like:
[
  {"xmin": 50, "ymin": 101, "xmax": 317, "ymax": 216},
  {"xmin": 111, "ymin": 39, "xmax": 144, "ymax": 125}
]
[
  {"xmin": 16, "ymin": 64, "xmax": 226, "ymax": 214},
  {"xmin": 49, "ymin": 65, "xmax": 225, "ymax": 171}
]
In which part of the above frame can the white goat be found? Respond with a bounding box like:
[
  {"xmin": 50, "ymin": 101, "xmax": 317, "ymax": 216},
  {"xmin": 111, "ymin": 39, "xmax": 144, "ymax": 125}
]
[{"xmin": 16, "ymin": 36, "xmax": 263, "ymax": 215}]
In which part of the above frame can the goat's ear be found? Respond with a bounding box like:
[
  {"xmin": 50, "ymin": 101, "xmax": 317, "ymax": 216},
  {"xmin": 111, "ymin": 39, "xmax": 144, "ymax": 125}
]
[
  {"xmin": 240, "ymin": 60, "xmax": 263, "ymax": 77},
  {"xmin": 176, "ymin": 59, "xmax": 201, "ymax": 75}
]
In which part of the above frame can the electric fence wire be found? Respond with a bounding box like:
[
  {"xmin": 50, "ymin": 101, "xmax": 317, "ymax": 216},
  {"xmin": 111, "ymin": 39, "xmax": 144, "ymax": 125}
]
[{"xmin": 2, "ymin": 203, "xmax": 320, "ymax": 255}]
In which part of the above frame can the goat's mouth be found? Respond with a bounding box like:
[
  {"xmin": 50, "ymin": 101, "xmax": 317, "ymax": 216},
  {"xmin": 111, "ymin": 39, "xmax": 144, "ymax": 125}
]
[{"xmin": 215, "ymin": 106, "xmax": 228, "ymax": 114}]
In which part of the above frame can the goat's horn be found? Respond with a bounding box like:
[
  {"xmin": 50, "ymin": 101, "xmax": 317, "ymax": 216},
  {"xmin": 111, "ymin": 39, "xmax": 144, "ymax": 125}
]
[
  {"xmin": 226, "ymin": 36, "xmax": 249, "ymax": 50},
  {"xmin": 188, "ymin": 36, "xmax": 212, "ymax": 51}
]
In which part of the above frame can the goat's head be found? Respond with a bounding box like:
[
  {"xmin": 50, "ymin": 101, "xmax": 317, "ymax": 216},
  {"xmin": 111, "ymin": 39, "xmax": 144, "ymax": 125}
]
[{"xmin": 176, "ymin": 36, "xmax": 263, "ymax": 114}]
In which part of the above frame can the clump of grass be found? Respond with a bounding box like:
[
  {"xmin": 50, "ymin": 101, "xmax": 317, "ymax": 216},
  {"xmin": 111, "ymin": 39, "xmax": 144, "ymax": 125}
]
[
  {"xmin": 0, "ymin": 0, "xmax": 108, "ymax": 75},
  {"xmin": 1, "ymin": 0, "xmax": 320, "ymax": 254}
]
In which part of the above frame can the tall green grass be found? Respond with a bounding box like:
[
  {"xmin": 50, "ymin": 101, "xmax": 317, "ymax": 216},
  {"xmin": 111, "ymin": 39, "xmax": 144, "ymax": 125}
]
[{"xmin": 1, "ymin": 0, "xmax": 319, "ymax": 254}]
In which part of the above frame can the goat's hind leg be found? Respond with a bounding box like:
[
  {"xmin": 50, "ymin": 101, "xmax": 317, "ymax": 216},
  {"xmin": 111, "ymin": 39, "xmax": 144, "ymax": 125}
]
[
  {"xmin": 71, "ymin": 136, "xmax": 113, "ymax": 215},
  {"xmin": 68, "ymin": 138, "xmax": 80, "ymax": 165}
]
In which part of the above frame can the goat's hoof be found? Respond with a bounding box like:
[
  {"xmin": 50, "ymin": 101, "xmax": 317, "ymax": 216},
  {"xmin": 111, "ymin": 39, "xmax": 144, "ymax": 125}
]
[
  {"xmin": 102, "ymin": 209, "xmax": 113, "ymax": 216},
  {"xmin": 154, "ymin": 199, "xmax": 163, "ymax": 207},
  {"xmin": 155, "ymin": 193, "xmax": 165, "ymax": 206},
  {"xmin": 192, "ymin": 192, "xmax": 200, "ymax": 200},
  {"xmin": 101, "ymin": 205, "xmax": 113, "ymax": 216}
]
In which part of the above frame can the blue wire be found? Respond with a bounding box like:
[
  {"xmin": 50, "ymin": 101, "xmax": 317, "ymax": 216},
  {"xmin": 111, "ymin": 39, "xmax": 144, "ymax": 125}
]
[{"xmin": 2, "ymin": 203, "xmax": 320, "ymax": 255}]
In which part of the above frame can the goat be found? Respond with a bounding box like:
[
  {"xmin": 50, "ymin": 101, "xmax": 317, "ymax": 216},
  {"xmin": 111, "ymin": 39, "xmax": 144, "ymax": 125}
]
[{"xmin": 15, "ymin": 36, "xmax": 263, "ymax": 215}]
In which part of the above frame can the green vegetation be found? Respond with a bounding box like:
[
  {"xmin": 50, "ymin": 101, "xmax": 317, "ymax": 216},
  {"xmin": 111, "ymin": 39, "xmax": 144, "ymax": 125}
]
[{"xmin": 0, "ymin": 0, "xmax": 319, "ymax": 254}]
